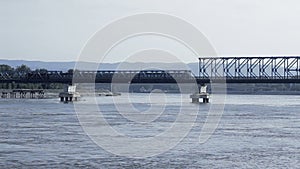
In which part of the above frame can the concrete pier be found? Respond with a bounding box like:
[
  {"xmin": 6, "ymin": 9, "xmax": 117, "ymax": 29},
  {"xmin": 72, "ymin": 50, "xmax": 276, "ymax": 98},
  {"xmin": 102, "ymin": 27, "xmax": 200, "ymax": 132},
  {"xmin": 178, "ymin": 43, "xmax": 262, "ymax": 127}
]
[
  {"xmin": 190, "ymin": 84, "xmax": 210, "ymax": 103},
  {"xmin": 59, "ymin": 92, "xmax": 80, "ymax": 102},
  {"xmin": 1, "ymin": 92, "xmax": 8, "ymax": 98},
  {"xmin": 59, "ymin": 85, "xmax": 80, "ymax": 102},
  {"xmin": 1, "ymin": 89, "xmax": 44, "ymax": 99},
  {"xmin": 190, "ymin": 93, "xmax": 210, "ymax": 103},
  {"xmin": 9, "ymin": 92, "xmax": 16, "ymax": 98}
]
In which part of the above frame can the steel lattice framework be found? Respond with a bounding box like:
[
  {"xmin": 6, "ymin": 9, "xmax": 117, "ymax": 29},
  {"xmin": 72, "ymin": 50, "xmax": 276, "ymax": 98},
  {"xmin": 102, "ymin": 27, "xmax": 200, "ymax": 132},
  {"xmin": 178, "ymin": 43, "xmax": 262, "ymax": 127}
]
[
  {"xmin": 0, "ymin": 70, "xmax": 195, "ymax": 84},
  {"xmin": 198, "ymin": 56, "xmax": 300, "ymax": 83},
  {"xmin": 1, "ymin": 56, "xmax": 300, "ymax": 84}
]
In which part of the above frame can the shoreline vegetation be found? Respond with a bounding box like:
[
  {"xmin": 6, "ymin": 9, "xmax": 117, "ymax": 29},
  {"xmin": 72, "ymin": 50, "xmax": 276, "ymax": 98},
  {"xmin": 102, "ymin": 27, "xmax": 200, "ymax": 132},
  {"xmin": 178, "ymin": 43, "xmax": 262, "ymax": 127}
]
[{"xmin": 0, "ymin": 64, "xmax": 64, "ymax": 89}]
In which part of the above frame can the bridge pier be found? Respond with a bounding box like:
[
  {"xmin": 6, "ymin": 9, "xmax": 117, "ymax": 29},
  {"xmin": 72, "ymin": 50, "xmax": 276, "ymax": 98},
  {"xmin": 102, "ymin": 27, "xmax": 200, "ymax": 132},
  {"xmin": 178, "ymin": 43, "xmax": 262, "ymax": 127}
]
[
  {"xmin": 59, "ymin": 95, "xmax": 80, "ymax": 102},
  {"xmin": 190, "ymin": 84, "xmax": 210, "ymax": 103},
  {"xmin": 10, "ymin": 92, "xmax": 16, "ymax": 98},
  {"xmin": 38, "ymin": 91, "xmax": 44, "ymax": 99},
  {"xmin": 59, "ymin": 85, "xmax": 80, "ymax": 102},
  {"xmin": 0, "ymin": 90, "xmax": 45, "ymax": 99},
  {"xmin": 1, "ymin": 92, "xmax": 8, "ymax": 98},
  {"xmin": 20, "ymin": 91, "xmax": 27, "ymax": 98},
  {"xmin": 29, "ymin": 91, "xmax": 35, "ymax": 99}
]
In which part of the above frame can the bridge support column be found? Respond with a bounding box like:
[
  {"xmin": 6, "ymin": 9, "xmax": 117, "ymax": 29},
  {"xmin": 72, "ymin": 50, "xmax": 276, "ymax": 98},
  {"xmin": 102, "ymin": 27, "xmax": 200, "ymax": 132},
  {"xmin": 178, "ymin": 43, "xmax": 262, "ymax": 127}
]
[
  {"xmin": 20, "ymin": 91, "xmax": 27, "ymax": 99},
  {"xmin": 29, "ymin": 91, "xmax": 35, "ymax": 99},
  {"xmin": 59, "ymin": 84, "xmax": 80, "ymax": 102},
  {"xmin": 10, "ymin": 92, "xmax": 16, "ymax": 98},
  {"xmin": 1, "ymin": 92, "xmax": 8, "ymax": 98},
  {"xmin": 190, "ymin": 84, "xmax": 210, "ymax": 103},
  {"xmin": 38, "ymin": 91, "xmax": 44, "ymax": 99},
  {"xmin": 192, "ymin": 98, "xmax": 199, "ymax": 103}
]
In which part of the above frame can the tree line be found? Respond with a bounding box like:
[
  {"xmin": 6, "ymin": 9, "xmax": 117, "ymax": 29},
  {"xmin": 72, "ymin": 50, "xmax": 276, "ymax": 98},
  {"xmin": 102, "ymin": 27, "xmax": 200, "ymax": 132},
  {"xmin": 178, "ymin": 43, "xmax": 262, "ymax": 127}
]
[{"xmin": 0, "ymin": 64, "xmax": 64, "ymax": 89}]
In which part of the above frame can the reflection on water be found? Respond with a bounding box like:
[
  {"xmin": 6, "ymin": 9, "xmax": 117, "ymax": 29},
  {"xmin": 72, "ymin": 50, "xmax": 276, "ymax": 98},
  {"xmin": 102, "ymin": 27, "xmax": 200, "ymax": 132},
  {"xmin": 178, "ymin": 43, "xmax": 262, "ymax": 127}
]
[{"xmin": 0, "ymin": 94, "xmax": 299, "ymax": 168}]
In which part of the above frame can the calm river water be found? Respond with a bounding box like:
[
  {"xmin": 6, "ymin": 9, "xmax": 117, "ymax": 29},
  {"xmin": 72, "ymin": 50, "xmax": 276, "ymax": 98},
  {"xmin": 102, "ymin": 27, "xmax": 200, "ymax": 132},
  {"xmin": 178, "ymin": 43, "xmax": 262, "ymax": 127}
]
[{"xmin": 0, "ymin": 94, "xmax": 299, "ymax": 168}]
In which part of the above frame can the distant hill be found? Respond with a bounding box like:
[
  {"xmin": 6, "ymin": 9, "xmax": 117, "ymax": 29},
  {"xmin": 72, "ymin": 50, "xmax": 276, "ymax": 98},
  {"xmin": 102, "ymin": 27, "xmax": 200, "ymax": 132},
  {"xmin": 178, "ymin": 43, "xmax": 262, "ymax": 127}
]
[
  {"xmin": 0, "ymin": 59, "xmax": 75, "ymax": 71},
  {"xmin": 0, "ymin": 59, "xmax": 199, "ymax": 75}
]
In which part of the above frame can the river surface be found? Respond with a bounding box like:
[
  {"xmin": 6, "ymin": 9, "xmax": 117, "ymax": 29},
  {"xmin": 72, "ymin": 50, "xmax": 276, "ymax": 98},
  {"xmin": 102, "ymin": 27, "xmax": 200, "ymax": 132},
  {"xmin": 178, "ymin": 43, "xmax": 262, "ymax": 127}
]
[{"xmin": 0, "ymin": 94, "xmax": 299, "ymax": 168}]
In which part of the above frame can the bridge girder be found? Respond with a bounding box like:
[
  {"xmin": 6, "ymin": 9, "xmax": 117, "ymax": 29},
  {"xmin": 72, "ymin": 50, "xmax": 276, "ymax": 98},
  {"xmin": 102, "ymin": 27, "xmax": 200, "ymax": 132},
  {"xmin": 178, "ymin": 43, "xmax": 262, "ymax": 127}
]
[{"xmin": 0, "ymin": 57, "xmax": 300, "ymax": 84}]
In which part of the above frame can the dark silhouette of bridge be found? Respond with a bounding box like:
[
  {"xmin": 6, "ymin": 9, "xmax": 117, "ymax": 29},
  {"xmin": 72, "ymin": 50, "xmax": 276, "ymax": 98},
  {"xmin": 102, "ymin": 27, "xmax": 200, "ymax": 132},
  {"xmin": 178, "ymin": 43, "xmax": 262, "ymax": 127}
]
[{"xmin": 1, "ymin": 56, "xmax": 300, "ymax": 84}]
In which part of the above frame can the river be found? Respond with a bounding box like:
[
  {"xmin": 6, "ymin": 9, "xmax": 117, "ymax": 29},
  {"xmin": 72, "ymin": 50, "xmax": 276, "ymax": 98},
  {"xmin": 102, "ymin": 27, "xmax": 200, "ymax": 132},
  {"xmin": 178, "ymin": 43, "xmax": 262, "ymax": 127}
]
[{"xmin": 0, "ymin": 94, "xmax": 299, "ymax": 168}]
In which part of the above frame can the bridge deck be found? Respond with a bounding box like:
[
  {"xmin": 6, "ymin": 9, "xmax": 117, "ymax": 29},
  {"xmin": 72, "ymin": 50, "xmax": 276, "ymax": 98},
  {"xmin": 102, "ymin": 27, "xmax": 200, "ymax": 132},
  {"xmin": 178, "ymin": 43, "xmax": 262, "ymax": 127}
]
[{"xmin": 0, "ymin": 56, "xmax": 300, "ymax": 84}]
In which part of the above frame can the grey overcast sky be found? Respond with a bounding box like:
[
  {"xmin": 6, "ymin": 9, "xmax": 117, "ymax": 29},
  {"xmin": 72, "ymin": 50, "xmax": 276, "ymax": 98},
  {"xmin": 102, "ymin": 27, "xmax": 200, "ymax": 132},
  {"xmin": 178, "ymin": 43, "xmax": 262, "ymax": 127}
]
[{"xmin": 1, "ymin": 0, "xmax": 300, "ymax": 63}]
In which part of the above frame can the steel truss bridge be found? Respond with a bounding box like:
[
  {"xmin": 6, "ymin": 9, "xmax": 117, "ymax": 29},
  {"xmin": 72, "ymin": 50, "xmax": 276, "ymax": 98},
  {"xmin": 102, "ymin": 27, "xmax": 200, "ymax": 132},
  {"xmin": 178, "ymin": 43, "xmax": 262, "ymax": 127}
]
[
  {"xmin": 199, "ymin": 56, "xmax": 300, "ymax": 83},
  {"xmin": 0, "ymin": 56, "xmax": 300, "ymax": 84}
]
